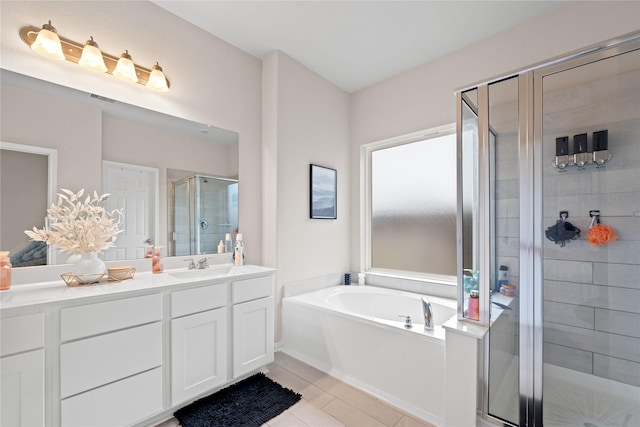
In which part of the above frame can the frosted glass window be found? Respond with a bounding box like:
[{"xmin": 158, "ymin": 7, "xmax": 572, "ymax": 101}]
[{"xmin": 371, "ymin": 134, "xmax": 457, "ymax": 275}]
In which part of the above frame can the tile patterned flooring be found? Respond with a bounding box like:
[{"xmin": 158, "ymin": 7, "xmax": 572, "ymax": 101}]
[{"xmin": 158, "ymin": 351, "xmax": 435, "ymax": 427}]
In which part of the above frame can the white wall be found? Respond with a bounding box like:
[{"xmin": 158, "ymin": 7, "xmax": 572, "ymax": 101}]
[
  {"xmin": 0, "ymin": 0, "xmax": 263, "ymax": 263},
  {"xmin": 0, "ymin": 84, "xmax": 103, "ymax": 192},
  {"xmin": 349, "ymin": 1, "xmax": 640, "ymax": 273},
  {"xmin": 262, "ymin": 51, "xmax": 350, "ymax": 341}
]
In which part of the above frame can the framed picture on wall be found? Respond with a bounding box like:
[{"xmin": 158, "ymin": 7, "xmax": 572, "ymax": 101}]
[{"xmin": 310, "ymin": 164, "xmax": 337, "ymax": 219}]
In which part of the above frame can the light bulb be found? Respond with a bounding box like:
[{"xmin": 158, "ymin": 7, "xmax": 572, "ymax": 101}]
[
  {"xmin": 146, "ymin": 62, "xmax": 169, "ymax": 92},
  {"xmin": 78, "ymin": 36, "xmax": 107, "ymax": 73},
  {"xmin": 31, "ymin": 21, "xmax": 64, "ymax": 60},
  {"xmin": 113, "ymin": 50, "xmax": 138, "ymax": 83}
]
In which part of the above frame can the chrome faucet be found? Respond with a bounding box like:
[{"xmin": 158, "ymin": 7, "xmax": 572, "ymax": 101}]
[
  {"xmin": 422, "ymin": 297, "xmax": 434, "ymax": 330},
  {"xmin": 196, "ymin": 257, "xmax": 209, "ymax": 269},
  {"xmin": 185, "ymin": 259, "xmax": 196, "ymax": 270}
]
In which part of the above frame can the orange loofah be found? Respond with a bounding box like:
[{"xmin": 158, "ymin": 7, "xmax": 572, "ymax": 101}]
[{"xmin": 587, "ymin": 224, "xmax": 617, "ymax": 246}]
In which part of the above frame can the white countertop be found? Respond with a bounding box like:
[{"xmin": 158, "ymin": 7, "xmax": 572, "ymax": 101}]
[
  {"xmin": 0, "ymin": 264, "xmax": 274, "ymax": 311},
  {"xmin": 442, "ymin": 291, "xmax": 515, "ymax": 339}
]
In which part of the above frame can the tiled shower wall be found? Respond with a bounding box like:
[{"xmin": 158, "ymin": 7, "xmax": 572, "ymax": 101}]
[{"xmin": 541, "ymin": 65, "xmax": 640, "ymax": 387}]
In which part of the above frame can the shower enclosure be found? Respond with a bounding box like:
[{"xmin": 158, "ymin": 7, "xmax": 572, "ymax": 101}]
[
  {"xmin": 457, "ymin": 34, "xmax": 640, "ymax": 426},
  {"xmin": 170, "ymin": 175, "xmax": 238, "ymax": 256}
]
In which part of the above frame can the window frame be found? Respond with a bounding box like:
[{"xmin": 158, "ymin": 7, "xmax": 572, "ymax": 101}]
[{"xmin": 360, "ymin": 123, "xmax": 458, "ymax": 286}]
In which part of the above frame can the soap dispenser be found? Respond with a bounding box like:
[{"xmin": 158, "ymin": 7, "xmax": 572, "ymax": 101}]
[
  {"xmin": 152, "ymin": 246, "xmax": 163, "ymax": 274},
  {"xmin": 0, "ymin": 251, "xmax": 12, "ymax": 291},
  {"xmin": 233, "ymin": 234, "xmax": 244, "ymax": 266}
]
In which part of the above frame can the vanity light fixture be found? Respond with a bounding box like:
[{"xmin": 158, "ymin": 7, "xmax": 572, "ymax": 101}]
[
  {"xmin": 29, "ymin": 21, "xmax": 65, "ymax": 60},
  {"xmin": 78, "ymin": 36, "xmax": 107, "ymax": 73},
  {"xmin": 20, "ymin": 21, "xmax": 170, "ymax": 92},
  {"xmin": 146, "ymin": 62, "xmax": 169, "ymax": 92},
  {"xmin": 113, "ymin": 50, "xmax": 138, "ymax": 83}
]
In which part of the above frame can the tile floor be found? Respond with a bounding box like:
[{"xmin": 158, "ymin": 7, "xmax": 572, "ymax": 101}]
[{"xmin": 157, "ymin": 351, "xmax": 435, "ymax": 427}]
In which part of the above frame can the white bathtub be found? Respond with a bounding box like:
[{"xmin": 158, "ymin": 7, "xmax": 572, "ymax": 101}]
[{"xmin": 282, "ymin": 285, "xmax": 457, "ymax": 426}]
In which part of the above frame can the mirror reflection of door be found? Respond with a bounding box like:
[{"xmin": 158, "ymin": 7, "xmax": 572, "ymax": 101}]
[
  {"xmin": 0, "ymin": 142, "xmax": 57, "ymax": 266},
  {"xmin": 102, "ymin": 161, "xmax": 159, "ymax": 261}
]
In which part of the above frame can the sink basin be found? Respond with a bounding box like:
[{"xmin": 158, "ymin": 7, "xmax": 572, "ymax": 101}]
[{"xmin": 169, "ymin": 265, "xmax": 233, "ymax": 280}]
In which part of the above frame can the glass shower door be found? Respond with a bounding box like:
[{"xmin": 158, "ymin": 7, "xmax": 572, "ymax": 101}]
[
  {"xmin": 487, "ymin": 75, "xmax": 520, "ymax": 426},
  {"xmin": 171, "ymin": 175, "xmax": 239, "ymax": 257},
  {"xmin": 539, "ymin": 47, "xmax": 640, "ymax": 426}
]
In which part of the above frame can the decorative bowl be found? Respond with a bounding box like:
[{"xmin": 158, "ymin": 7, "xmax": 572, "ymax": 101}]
[{"xmin": 107, "ymin": 266, "xmax": 136, "ymax": 281}]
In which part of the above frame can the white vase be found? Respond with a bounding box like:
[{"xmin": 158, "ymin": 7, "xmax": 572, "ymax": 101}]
[{"xmin": 71, "ymin": 252, "xmax": 106, "ymax": 284}]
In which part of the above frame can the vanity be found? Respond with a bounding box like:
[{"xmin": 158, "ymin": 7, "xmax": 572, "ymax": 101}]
[{"xmin": 0, "ymin": 265, "xmax": 275, "ymax": 427}]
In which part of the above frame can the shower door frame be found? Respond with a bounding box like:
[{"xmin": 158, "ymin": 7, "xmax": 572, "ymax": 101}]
[
  {"xmin": 465, "ymin": 32, "xmax": 640, "ymax": 427},
  {"xmin": 529, "ymin": 36, "xmax": 640, "ymax": 427}
]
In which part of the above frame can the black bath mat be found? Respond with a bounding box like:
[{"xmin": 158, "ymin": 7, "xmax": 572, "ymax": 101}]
[{"xmin": 174, "ymin": 373, "xmax": 301, "ymax": 427}]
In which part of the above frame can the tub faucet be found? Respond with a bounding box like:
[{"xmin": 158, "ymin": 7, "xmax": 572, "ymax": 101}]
[
  {"xmin": 398, "ymin": 315, "xmax": 412, "ymax": 329},
  {"xmin": 422, "ymin": 297, "xmax": 434, "ymax": 330}
]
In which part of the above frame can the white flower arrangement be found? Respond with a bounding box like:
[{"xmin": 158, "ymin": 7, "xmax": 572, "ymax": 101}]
[{"xmin": 25, "ymin": 189, "xmax": 123, "ymax": 254}]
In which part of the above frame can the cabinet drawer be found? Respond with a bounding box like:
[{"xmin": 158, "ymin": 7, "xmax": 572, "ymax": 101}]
[
  {"xmin": 232, "ymin": 276, "xmax": 274, "ymax": 304},
  {"xmin": 60, "ymin": 322, "xmax": 162, "ymax": 398},
  {"xmin": 60, "ymin": 293, "xmax": 161, "ymax": 341},
  {"xmin": 0, "ymin": 313, "xmax": 44, "ymax": 357},
  {"xmin": 61, "ymin": 367, "xmax": 162, "ymax": 427},
  {"xmin": 171, "ymin": 283, "xmax": 227, "ymax": 318}
]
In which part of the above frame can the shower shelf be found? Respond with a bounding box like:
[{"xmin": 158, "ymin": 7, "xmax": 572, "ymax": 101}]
[{"xmin": 551, "ymin": 150, "xmax": 612, "ymax": 171}]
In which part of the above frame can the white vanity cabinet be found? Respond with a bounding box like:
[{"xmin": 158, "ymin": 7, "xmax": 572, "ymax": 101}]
[
  {"xmin": 170, "ymin": 283, "xmax": 228, "ymax": 405},
  {"xmin": 0, "ymin": 266, "xmax": 275, "ymax": 426},
  {"xmin": 0, "ymin": 312, "xmax": 45, "ymax": 427},
  {"xmin": 231, "ymin": 276, "xmax": 274, "ymax": 378},
  {"xmin": 59, "ymin": 294, "xmax": 163, "ymax": 427}
]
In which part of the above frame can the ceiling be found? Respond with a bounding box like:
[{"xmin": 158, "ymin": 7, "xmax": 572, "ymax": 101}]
[{"xmin": 152, "ymin": 1, "xmax": 566, "ymax": 93}]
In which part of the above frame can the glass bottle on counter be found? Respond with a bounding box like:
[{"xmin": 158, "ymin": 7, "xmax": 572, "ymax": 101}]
[
  {"xmin": 225, "ymin": 233, "xmax": 233, "ymax": 253},
  {"xmin": 0, "ymin": 251, "xmax": 12, "ymax": 291}
]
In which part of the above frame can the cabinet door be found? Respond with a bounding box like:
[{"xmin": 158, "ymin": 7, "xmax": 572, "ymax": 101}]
[
  {"xmin": 0, "ymin": 349, "xmax": 44, "ymax": 427},
  {"xmin": 171, "ymin": 308, "xmax": 227, "ymax": 405},
  {"xmin": 233, "ymin": 297, "xmax": 274, "ymax": 378}
]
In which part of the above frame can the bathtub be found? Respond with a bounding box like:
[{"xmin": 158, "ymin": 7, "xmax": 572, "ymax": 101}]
[{"xmin": 282, "ymin": 285, "xmax": 457, "ymax": 425}]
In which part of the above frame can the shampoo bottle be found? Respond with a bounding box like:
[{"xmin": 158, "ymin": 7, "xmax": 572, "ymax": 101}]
[
  {"xmin": 496, "ymin": 265, "xmax": 508, "ymax": 292},
  {"xmin": 233, "ymin": 234, "xmax": 244, "ymax": 266},
  {"xmin": 217, "ymin": 240, "xmax": 224, "ymax": 254},
  {"xmin": 468, "ymin": 290, "xmax": 479, "ymax": 320}
]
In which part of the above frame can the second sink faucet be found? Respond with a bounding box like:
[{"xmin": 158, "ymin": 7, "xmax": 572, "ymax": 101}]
[{"xmin": 197, "ymin": 257, "xmax": 209, "ymax": 269}]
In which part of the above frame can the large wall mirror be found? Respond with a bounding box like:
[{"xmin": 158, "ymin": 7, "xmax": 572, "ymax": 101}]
[{"xmin": 0, "ymin": 69, "xmax": 239, "ymax": 268}]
